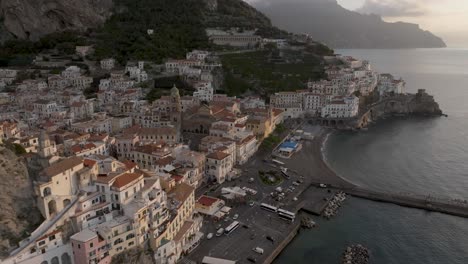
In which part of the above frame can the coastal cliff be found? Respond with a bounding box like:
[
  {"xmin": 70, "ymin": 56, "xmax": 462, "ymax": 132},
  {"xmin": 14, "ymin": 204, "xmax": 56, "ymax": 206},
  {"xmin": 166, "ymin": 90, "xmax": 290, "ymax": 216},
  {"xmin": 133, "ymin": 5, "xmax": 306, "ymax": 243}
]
[
  {"xmin": 0, "ymin": 146, "xmax": 42, "ymax": 257},
  {"xmin": 356, "ymin": 89, "xmax": 443, "ymax": 129},
  {"xmin": 253, "ymin": 0, "xmax": 446, "ymax": 49}
]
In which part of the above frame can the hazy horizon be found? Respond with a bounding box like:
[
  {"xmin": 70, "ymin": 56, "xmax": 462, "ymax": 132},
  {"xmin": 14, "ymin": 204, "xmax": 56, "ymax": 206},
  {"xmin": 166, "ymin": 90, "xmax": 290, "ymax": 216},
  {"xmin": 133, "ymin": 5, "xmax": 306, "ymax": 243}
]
[{"xmin": 246, "ymin": 0, "xmax": 468, "ymax": 48}]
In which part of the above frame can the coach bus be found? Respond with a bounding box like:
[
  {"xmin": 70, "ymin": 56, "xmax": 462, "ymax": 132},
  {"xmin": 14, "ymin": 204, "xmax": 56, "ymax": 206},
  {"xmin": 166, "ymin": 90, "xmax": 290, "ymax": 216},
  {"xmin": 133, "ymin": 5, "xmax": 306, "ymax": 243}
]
[
  {"xmin": 260, "ymin": 203, "xmax": 278, "ymax": 213},
  {"xmin": 277, "ymin": 208, "xmax": 296, "ymax": 222},
  {"xmin": 224, "ymin": 221, "xmax": 240, "ymax": 235}
]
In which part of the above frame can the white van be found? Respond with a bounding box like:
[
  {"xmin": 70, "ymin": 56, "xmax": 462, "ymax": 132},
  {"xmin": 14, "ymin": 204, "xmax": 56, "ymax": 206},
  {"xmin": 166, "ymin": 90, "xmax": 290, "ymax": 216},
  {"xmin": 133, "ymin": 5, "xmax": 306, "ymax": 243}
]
[
  {"xmin": 216, "ymin": 228, "xmax": 224, "ymax": 237},
  {"xmin": 207, "ymin": 233, "xmax": 213, "ymax": 240},
  {"xmin": 253, "ymin": 247, "xmax": 264, "ymax": 254}
]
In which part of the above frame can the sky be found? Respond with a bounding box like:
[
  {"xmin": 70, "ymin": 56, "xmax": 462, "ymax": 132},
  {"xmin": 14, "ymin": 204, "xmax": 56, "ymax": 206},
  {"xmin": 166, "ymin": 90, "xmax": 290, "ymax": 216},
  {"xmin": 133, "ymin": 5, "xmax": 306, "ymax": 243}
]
[
  {"xmin": 247, "ymin": 0, "xmax": 468, "ymax": 47},
  {"xmin": 336, "ymin": 0, "xmax": 468, "ymax": 47}
]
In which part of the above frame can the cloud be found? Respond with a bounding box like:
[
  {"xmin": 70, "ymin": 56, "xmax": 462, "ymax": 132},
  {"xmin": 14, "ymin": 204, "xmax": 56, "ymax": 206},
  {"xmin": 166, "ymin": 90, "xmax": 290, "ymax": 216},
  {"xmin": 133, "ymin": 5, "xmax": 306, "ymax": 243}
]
[{"xmin": 356, "ymin": 0, "xmax": 427, "ymax": 17}]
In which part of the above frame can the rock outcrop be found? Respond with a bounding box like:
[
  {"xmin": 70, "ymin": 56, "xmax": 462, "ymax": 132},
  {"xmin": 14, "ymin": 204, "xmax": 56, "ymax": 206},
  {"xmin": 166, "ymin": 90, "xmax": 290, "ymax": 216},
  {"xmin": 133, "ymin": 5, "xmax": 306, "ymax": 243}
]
[
  {"xmin": 0, "ymin": 146, "xmax": 42, "ymax": 257},
  {"xmin": 355, "ymin": 89, "xmax": 443, "ymax": 129},
  {"xmin": 0, "ymin": 0, "xmax": 113, "ymax": 41}
]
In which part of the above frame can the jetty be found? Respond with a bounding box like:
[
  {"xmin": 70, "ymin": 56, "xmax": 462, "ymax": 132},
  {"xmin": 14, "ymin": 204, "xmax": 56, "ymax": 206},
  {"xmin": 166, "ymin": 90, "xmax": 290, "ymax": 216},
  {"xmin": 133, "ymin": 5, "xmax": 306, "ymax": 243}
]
[{"xmin": 304, "ymin": 182, "xmax": 468, "ymax": 218}]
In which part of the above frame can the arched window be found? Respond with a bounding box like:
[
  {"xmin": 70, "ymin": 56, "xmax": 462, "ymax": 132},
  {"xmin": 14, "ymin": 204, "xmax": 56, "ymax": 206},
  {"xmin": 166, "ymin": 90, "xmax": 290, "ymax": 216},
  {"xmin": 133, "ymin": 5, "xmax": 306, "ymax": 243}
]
[
  {"xmin": 51, "ymin": 257, "xmax": 59, "ymax": 264},
  {"xmin": 43, "ymin": 187, "xmax": 51, "ymax": 197}
]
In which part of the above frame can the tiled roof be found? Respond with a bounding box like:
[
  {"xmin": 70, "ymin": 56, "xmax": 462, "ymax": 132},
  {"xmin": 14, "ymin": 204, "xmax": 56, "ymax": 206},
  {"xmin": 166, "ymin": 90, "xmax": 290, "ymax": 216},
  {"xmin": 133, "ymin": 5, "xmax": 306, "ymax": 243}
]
[
  {"xmin": 155, "ymin": 156, "xmax": 175, "ymax": 166},
  {"xmin": 43, "ymin": 156, "xmax": 83, "ymax": 177},
  {"xmin": 173, "ymin": 220, "xmax": 193, "ymax": 242},
  {"xmin": 206, "ymin": 151, "xmax": 230, "ymax": 160},
  {"xmin": 197, "ymin": 195, "xmax": 219, "ymax": 207},
  {"xmin": 83, "ymin": 159, "xmax": 97, "ymax": 167},
  {"xmin": 168, "ymin": 183, "xmax": 194, "ymax": 205},
  {"xmin": 113, "ymin": 173, "xmax": 142, "ymax": 189}
]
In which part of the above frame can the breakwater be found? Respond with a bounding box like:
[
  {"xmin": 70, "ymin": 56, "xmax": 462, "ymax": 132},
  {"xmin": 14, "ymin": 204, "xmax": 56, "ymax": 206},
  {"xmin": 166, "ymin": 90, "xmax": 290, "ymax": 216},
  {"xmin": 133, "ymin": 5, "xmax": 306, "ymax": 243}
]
[{"xmin": 302, "ymin": 182, "xmax": 468, "ymax": 218}]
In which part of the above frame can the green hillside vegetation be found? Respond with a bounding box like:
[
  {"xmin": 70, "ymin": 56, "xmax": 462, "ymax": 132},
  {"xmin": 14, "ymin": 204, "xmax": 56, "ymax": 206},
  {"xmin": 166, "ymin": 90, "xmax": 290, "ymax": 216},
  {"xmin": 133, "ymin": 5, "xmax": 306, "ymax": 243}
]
[
  {"xmin": 221, "ymin": 47, "xmax": 329, "ymax": 97},
  {"xmin": 93, "ymin": 0, "xmax": 209, "ymax": 64},
  {"xmin": 93, "ymin": 0, "xmax": 286, "ymax": 63},
  {"xmin": 0, "ymin": 31, "xmax": 87, "ymax": 66}
]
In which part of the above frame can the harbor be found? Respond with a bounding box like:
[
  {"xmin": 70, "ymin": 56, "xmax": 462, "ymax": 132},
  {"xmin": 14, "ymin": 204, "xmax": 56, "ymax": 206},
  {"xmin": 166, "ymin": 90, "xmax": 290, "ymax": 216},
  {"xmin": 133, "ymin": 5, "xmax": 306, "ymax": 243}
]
[{"xmin": 186, "ymin": 123, "xmax": 468, "ymax": 264}]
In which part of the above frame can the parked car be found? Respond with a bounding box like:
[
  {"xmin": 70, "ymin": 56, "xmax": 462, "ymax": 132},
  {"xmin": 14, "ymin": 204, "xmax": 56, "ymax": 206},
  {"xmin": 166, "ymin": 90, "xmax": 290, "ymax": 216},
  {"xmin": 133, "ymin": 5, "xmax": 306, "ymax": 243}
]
[
  {"xmin": 253, "ymin": 247, "xmax": 264, "ymax": 254},
  {"xmin": 207, "ymin": 233, "xmax": 213, "ymax": 240},
  {"xmin": 247, "ymin": 257, "xmax": 257, "ymax": 263},
  {"xmin": 216, "ymin": 228, "xmax": 224, "ymax": 237},
  {"xmin": 249, "ymin": 201, "xmax": 255, "ymax": 207},
  {"xmin": 319, "ymin": 183, "xmax": 327, "ymax": 188},
  {"xmin": 233, "ymin": 214, "xmax": 239, "ymax": 220}
]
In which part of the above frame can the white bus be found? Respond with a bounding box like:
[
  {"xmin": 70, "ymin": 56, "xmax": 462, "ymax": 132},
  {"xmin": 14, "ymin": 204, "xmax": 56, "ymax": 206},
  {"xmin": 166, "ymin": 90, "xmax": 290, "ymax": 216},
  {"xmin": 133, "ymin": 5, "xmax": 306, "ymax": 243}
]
[
  {"xmin": 224, "ymin": 221, "xmax": 240, "ymax": 235},
  {"xmin": 202, "ymin": 256, "xmax": 237, "ymax": 264},
  {"xmin": 260, "ymin": 203, "xmax": 278, "ymax": 213},
  {"xmin": 277, "ymin": 208, "xmax": 296, "ymax": 222},
  {"xmin": 272, "ymin": 159, "xmax": 285, "ymax": 165}
]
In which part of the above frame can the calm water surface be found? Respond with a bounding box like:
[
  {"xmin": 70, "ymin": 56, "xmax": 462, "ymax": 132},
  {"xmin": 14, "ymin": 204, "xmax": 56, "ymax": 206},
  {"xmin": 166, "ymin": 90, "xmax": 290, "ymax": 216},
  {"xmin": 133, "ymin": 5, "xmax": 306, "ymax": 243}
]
[{"xmin": 276, "ymin": 49, "xmax": 468, "ymax": 264}]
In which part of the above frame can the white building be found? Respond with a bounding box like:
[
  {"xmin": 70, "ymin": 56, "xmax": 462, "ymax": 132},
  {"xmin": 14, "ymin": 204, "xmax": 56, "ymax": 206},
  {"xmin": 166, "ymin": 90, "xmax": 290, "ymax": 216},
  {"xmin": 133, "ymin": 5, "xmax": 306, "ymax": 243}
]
[
  {"xmin": 186, "ymin": 50, "xmax": 210, "ymax": 61},
  {"xmin": 378, "ymin": 74, "xmax": 405, "ymax": 95},
  {"xmin": 321, "ymin": 95, "xmax": 359, "ymax": 118},
  {"xmin": 101, "ymin": 58, "xmax": 115, "ymax": 70},
  {"xmin": 205, "ymin": 151, "xmax": 233, "ymax": 184},
  {"xmin": 192, "ymin": 81, "xmax": 213, "ymax": 102}
]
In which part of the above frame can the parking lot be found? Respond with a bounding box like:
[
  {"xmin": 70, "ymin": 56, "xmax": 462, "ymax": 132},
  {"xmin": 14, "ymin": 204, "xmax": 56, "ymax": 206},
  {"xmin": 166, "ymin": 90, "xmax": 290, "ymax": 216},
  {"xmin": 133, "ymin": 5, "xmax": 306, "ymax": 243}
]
[{"xmin": 186, "ymin": 125, "xmax": 339, "ymax": 263}]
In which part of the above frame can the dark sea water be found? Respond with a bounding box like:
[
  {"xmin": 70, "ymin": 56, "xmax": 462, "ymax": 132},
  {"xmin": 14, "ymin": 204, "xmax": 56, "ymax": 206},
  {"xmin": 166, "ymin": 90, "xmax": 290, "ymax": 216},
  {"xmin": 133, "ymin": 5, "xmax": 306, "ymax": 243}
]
[{"xmin": 275, "ymin": 49, "xmax": 468, "ymax": 264}]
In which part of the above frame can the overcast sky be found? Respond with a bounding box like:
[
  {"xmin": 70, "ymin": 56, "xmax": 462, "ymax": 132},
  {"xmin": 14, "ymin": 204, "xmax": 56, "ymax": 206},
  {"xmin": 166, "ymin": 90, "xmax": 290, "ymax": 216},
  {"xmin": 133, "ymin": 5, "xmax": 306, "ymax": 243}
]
[{"xmin": 247, "ymin": 0, "xmax": 468, "ymax": 47}]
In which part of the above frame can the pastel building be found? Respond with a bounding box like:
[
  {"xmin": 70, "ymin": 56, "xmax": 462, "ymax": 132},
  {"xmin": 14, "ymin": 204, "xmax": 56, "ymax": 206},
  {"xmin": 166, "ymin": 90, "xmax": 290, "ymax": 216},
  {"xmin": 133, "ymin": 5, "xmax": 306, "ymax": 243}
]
[{"xmin": 71, "ymin": 229, "xmax": 111, "ymax": 264}]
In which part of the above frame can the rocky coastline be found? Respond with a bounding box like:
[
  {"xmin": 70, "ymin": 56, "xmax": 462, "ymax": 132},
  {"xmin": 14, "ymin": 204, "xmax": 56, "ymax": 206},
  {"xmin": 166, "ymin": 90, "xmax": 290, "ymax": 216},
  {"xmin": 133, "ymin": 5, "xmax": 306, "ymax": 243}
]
[{"xmin": 352, "ymin": 89, "xmax": 444, "ymax": 130}]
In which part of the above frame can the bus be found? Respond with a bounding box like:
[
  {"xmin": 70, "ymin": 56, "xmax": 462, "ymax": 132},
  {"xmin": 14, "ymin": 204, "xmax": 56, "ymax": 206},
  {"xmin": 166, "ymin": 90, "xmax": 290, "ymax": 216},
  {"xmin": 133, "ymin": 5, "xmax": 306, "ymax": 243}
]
[
  {"xmin": 224, "ymin": 221, "xmax": 240, "ymax": 235},
  {"xmin": 277, "ymin": 208, "xmax": 296, "ymax": 222},
  {"xmin": 260, "ymin": 203, "xmax": 278, "ymax": 213},
  {"xmin": 272, "ymin": 159, "xmax": 285, "ymax": 166},
  {"xmin": 202, "ymin": 256, "xmax": 237, "ymax": 264}
]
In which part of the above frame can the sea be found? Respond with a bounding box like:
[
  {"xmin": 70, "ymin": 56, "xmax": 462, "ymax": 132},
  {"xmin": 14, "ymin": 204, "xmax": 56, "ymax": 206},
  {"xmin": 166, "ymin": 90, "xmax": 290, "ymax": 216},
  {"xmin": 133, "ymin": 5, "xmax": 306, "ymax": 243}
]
[{"xmin": 275, "ymin": 48, "xmax": 468, "ymax": 264}]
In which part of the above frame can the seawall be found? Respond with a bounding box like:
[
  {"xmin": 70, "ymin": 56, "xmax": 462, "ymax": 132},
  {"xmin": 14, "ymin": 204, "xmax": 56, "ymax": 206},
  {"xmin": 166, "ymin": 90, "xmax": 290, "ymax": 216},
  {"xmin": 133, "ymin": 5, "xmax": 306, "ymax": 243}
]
[{"xmin": 264, "ymin": 221, "xmax": 301, "ymax": 264}]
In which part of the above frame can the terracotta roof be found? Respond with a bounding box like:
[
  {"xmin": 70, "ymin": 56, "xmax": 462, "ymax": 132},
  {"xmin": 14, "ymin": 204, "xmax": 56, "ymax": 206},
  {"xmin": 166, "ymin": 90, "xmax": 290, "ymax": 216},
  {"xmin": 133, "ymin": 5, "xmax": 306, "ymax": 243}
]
[
  {"xmin": 206, "ymin": 151, "xmax": 230, "ymax": 160},
  {"xmin": 71, "ymin": 143, "xmax": 97, "ymax": 154},
  {"xmin": 155, "ymin": 156, "xmax": 175, "ymax": 166},
  {"xmin": 88, "ymin": 134, "xmax": 108, "ymax": 142},
  {"xmin": 197, "ymin": 195, "xmax": 219, "ymax": 207},
  {"xmin": 71, "ymin": 101, "xmax": 86, "ymax": 107},
  {"xmin": 113, "ymin": 173, "xmax": 142, "ymax": 189},
  {"xmin": 122, "ymin": 160, "xmax": 138, "ymax": 170},
  {"xmin": 83, "ymin": 159, "xmax": 97, "ymax": 167},
  {"xmin": 168, "ymin": 183, "xmax": 194, "ymax": 205},
  {"xmin": 43, "ymin": 156, "xmax": 83, "ymax": 177},
  {"xmin": 171, "ymin": 175, "xmax": 184, "ymax": 182},
  {"xmin": 237, "ymin": 135, "xmax": 256, "ymax": 145},
  {"xmin": 173, "ymin": 220, "xmax": 194, "ymax": 242}
]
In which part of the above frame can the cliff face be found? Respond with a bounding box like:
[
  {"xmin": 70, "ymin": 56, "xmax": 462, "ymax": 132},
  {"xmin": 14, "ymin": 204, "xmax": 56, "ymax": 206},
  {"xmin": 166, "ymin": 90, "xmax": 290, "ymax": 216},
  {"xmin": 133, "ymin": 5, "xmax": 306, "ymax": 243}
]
[
  {"xmin": 253, "ymin": 0, "xmax": 446, "ymax": 49},
  {"xmin": 0, "ymin": 146, "xmax": 42, "ymax": 257},
  {"xmin": 355, "ymin": 90, "xmax": 443, "ymax": 129},
  {"xmin": 0, "ymin": 0, "xmax": 113, "ymax": 41}
]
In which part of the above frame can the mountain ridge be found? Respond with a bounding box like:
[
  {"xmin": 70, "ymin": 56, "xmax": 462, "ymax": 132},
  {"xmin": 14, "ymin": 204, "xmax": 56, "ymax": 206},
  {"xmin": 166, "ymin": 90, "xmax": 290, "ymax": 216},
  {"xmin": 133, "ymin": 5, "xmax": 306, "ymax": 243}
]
[{"xmin": 252, "ymin": 0, "xmax": 446, "ymax": 49}]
